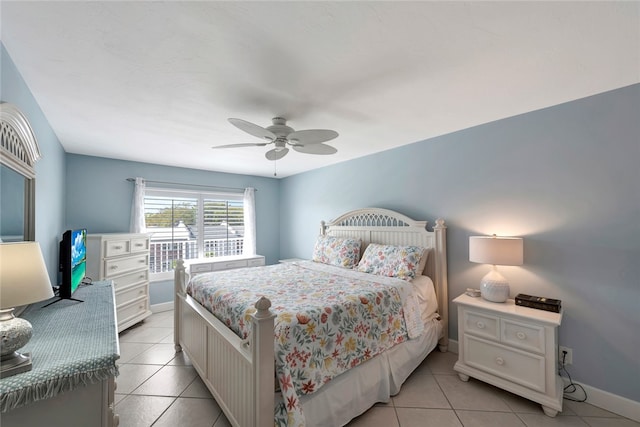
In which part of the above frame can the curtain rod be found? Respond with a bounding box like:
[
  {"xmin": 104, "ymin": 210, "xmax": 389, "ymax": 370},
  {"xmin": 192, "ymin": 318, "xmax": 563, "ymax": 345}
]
[{"xmin": 126, "ymin": 178, "xmax": 255, "ymax": 192}]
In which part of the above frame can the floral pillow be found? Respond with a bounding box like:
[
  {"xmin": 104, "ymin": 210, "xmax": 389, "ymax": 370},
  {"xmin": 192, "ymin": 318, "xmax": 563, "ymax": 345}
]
[
  {"xmin": 356, "ymin": 244, "xmax": 426, "ymax": 281},
  {"xmin": 312, "ymin": 235, "xmax": 362, "ymax": 269}
]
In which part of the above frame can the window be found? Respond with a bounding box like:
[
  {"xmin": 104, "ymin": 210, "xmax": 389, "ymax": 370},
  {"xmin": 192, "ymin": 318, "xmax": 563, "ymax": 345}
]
[{"xmin": 144, "ymin": 188, "xmax": 244, "ymax": 279}]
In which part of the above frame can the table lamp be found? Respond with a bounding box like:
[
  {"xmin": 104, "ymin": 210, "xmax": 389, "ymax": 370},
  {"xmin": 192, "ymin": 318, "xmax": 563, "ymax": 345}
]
[
  {"xmin": 469, "ymin": 235, "xmax": 523, "ymax": 302},
  {"xmin": 0, "ymin": 242, "xmax": 55, "ymax": 377}
]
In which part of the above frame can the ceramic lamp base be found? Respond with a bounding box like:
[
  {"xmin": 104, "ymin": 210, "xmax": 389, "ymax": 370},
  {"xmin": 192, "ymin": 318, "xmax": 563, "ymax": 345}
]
[
  {"xmin": 0, "ymin": 308, "xmax": 34, "ymax": 378},
  {"xmin": 480, "ymin": 268, "xmax": 510, "ymax": 303}
]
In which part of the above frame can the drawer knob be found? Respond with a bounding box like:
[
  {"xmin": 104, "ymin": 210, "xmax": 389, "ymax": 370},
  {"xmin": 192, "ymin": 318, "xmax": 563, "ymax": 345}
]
[
  {"xmin": 115, "ymin": 245, "xmax": 123, "ymax": 250},
  {"xmin": 110, "ymin": 266, "xmax": 118, "ymax": 270},
  {"xmin": 516, "ymin": 331, "xmax": 526, "ymax": 340},
  {"xmin": 495, "ymin": 357, "xmax": 505, "ymax": 366},
  {"xmin": 476, "ymin": 321, "xmax": 485, "ymax": 329}
]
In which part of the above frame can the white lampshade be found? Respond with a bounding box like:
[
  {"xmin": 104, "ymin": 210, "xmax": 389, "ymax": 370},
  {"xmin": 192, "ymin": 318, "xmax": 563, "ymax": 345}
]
[
  {"xmin": 469, "ymin": 235, "xmax": 523, "ymax": 266},
  {"xmin": 469, "ymin": 235, "xmax": 523, "ymax": 303},
  {"xmin": 0, "ymin": 242, "xmax": 54, "ymax": 309}
]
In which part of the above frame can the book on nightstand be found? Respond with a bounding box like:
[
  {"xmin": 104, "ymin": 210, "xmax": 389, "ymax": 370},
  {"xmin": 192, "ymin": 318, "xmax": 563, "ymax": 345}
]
[{"xmin": 515, "ymin": 293, "xmax": 562, "ymax": 313}]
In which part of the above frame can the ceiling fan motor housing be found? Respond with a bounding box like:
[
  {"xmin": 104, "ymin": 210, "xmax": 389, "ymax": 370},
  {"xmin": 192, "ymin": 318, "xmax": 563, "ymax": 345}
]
[{"xmin": 266, "ymin": 117, "xmax": 294, "ymax": 139}]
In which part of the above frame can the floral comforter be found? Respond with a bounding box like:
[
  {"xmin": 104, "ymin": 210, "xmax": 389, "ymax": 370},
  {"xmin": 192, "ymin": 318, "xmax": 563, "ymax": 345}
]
[{"xmin": 186, "ymin": 261, "xmax": 424, "ymax": 427}]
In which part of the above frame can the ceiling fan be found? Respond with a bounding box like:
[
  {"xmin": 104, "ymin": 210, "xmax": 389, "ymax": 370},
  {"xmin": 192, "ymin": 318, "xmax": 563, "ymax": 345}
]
[{"xmin": 213, "ymin": 117, "xmax": 339, "ymax": 161}]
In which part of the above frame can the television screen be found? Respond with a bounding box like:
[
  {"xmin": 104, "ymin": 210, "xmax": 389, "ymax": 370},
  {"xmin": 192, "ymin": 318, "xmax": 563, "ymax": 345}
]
[{"xmin": 59, "ymin": 229, "xmax": 86, "ymax": 299}]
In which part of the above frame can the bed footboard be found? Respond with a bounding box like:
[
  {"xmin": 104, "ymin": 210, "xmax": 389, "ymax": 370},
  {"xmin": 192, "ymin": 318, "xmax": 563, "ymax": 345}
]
[{"xmin": 174, "ymin": 260, "xmax": 276, "ymax": 427}]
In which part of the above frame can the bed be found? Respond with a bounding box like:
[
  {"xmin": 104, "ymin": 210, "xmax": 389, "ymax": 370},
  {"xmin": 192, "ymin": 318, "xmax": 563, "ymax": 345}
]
[{"xmin": 173, "ymin": 208, "xmax": 448, "ymax": 427}]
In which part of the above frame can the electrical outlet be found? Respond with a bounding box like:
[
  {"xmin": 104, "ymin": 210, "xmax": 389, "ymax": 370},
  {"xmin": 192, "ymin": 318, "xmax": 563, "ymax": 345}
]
[{"xmin": 559, "ymin": 346, "xmax": 573, "ymax": 366}]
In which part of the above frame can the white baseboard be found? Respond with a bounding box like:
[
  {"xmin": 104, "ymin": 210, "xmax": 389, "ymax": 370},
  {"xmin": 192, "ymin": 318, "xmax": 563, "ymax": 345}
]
[
  {"xmin": 446, "ymin": 339, "xmax": 639, "ymax": 422},
  {"xmin": 560, "ymin": 377, "xmax": 640, "ymax": 422},
  {"xmin": 150, "ymin": 301, "xmax": 174, "ymax": 313}
]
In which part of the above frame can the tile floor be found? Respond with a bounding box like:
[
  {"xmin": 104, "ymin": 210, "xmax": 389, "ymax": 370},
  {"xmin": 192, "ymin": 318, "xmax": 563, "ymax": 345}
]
[{"xmin": 116, "ymin": 310, "xmax": 639, "ymax": 427}]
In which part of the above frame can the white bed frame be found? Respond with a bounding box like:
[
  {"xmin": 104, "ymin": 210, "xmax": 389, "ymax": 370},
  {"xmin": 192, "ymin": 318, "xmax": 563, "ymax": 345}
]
[{"xmin": 174, "ymin": 208, "xmax": 448, "ymax": 427}]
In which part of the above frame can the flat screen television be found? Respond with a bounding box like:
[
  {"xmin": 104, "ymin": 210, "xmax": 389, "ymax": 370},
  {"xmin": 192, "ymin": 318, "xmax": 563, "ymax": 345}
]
[{"xmin": 59, "ymin": 228, "xmax": 87, "ymax": 300}]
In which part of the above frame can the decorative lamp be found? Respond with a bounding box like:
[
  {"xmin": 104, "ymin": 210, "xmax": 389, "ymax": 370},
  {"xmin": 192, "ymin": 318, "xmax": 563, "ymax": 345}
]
[
  {"xmin": 0, "ymin": 242, "xmax": 54, "ymax": 377},
  {"xmin": 469, "ymin": 235, "xmax": 523, "ymax": 303}
]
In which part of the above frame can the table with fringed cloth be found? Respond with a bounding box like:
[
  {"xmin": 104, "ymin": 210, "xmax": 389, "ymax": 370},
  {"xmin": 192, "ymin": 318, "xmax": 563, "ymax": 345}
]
[{"xmin": 0, "ymin": 281, "xmax": 119, "ymax": 413}]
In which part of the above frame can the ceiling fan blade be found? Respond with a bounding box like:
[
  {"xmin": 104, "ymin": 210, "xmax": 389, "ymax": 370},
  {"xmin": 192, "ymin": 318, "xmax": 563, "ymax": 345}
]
[
  {"xmin": 287, "ymin": 129, "xmax": 338, "ymax": 145},
  {"xmin": 292, "ymin": 143, "xmax": 337, "ymax": 155},
  {"xmin": 265, "ymin": 147, "xmax": 289, "ymax": 161},
  {"xmin": 212, "ymin": 143, "xmax": 268, "ymax": 149},
  {"xmin": 228, "ymin": 118, "xmax": 276, "ymax": 141}
]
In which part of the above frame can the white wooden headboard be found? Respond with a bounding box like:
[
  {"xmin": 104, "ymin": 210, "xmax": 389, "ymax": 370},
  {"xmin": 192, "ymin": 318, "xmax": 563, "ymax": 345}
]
[{"xmin": 321, "ymin": 208, "xmax": 448, "ymax": 349}]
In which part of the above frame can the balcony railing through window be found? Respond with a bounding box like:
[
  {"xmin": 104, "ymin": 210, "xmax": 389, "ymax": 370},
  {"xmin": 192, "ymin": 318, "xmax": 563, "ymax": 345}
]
[{"xmin": 148, "ymin": 238, "xmax": 244, "ymax": 273}]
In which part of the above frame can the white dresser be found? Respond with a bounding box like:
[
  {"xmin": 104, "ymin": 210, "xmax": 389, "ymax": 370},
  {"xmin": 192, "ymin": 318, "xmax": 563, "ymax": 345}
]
[
  {"xmin": 185, "ymin": 254, "xmax": 265, "ymax": 276},
  {"xmin": 87, "ymin": 233, "xmax": 152, "ymax": 332},
  {"xmin": 453, "ymin": 293, "xmax": 563, "ymax": 417}
]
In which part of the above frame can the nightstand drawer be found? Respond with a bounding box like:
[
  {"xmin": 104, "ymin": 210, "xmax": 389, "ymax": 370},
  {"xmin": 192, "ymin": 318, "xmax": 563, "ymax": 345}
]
[
  {"xmin": 501, "ymin": 319, "xmax": 545, "ymax": 354},
  {"xmin": 464, "ymin": 310, "xmax": 499, "ymax": 341},
  {"xmin": 464, "ymin": 334, "xmax": 546, "ymax": 393}
]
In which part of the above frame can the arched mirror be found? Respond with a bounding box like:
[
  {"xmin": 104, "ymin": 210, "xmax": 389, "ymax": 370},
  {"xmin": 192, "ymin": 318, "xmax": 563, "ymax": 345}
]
[{"xmin": 0, "ymin": 102, "xmax": 40, "ymax": 242}]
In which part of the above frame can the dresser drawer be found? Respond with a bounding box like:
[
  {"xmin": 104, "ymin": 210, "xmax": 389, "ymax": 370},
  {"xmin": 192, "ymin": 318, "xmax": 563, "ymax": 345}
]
[
  {"xmin": 212, "ymin": 259, "xmax": 247, "ymax": 270},
  {"xmin": 104, "ymin": 239, "xmax": 131, "ymax": 257},
  {"xmin": 117, "ymin": 297, "xmax": 148, "ymax": 325},
  {"xmin": 130, "ymin": 237, "xmax": 149, "ymax": 253},
  {"xmin": 247, "ymin": 257, "xmax": 265, "ymax": 267},
  {"xmin": 464, "ymin": 334, "xmax": 546, "ymax": 393},
  {"xmin": 115, "ymin": 283, "xmax": 149, "ymax": 306},
  {"xmin": 501, "ymin": 319, "xmax": 545, "ymax": 354},
  {"xmin": 111, "ymin": 269, "xmax": 148, "ymax": 291},
  {"xmin": 104, "ymin": 254, "xmax": 149, "ymax": 278},
  {"xmin": 464, "ymin": 310, "xmax": 500, "ymax": 341}
]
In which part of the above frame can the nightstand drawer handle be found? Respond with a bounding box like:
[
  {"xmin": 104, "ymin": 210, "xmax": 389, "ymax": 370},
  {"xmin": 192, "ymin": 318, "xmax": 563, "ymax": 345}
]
[
  {"xmin": 476, "ymin": 321, "xmax": 485, "ymax": 329},
  {"xmin": 516, "ymin": 331, "xmax": 526, "ymax": 340},
  {"xmin": 495, "ymin": 357, "xmax": 505, "ymax": 366}
]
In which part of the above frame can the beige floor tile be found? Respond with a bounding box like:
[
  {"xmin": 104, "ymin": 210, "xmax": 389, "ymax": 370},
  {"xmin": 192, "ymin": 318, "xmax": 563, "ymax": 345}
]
[
  {"xmin": 517, "ymin": 413, "xmax": 590, "ymax": 426},
  {"xmin": 347, "ymin": 405, "xmax": 400, "ymax": 427},
  {"xmin": 396, "ymin": 408, "xmax": 462, "ymax": 427},
  {"xmin": 116, "ymin": 363, "xmax": 162, "ymax": 394},
  {"xmin": 393, "ymin": 373, "xmax": 451, "ymax": 409},
  {"xmin": 119, "ymin": 325, "xmax": 173, "ymax": 343},
  {"xmin": 117, "ymin": 342, "xmax": 154, "ymax": 363},
  {"xmin": 457, "ymin": 409, "xmax": 527, "ymax": 427},
  {"xmin": 142, "ymin": 311, "xmax": 174, "ymax": 327},
  {"xmin": 115, "ymin": 394, "xmax": 175, "ymax": 427},
  {"xmin": 434, "ymin": 374, "xmax": 512, "ymax": 412},
  {"xmin": 582, "ymin": 417, "xmax": 640, "ymax": 427},
  {"xmin": 128, "ymin": 343, "xmax": 178, "ymax": 365},
  {"xmin": 563, "ymin": 400, "xmax": 622, "ymax": 418},
  {"xmin": 168, "ymin": 350, "xmax": 192, "ymax": 366},
  {"xmin": 213, "ymin": 413, "xmax": 232, "ymax": 427},
  {"xmin": 153, "ymin": 397, "xmax": 222, "ymax": 427},
  {"xmin": 131, "ymin": 365, "xmax": 198, "ymax": 396},
  {"xmin": 181, "ymin": 376, "xmax": 214, "ymax": 399},
  {"xmin": 425, "ymin": 350, "xmax": 459, "ymax": 375}
]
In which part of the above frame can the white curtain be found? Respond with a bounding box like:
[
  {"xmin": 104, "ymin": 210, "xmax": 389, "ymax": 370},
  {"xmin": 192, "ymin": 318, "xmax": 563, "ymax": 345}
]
[
  {"xmin": 243, "ymin": 187, "xmax": 256, "ymax": 255},
  {"xmin": 130, "ymin": 177, "xmax": 146, "ymax": 233}
]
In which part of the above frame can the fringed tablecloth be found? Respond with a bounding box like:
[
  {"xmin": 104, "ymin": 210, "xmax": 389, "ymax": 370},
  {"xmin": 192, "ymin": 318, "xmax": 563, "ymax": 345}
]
[{"xmin": 0, "ymin": 281, "xmax": 119, "ymax": 412}]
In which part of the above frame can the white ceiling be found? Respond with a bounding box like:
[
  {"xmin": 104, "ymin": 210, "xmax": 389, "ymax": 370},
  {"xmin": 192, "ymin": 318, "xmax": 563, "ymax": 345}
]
[{"xmin": 1, "ymin": 1, "xmax": 638, "ymax": 178}]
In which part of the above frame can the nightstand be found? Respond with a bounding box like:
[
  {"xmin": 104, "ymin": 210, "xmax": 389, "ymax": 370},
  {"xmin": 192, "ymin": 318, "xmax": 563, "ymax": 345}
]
[{"xmin": 453, "ymin": 293, "xmax": 563, "ymax": 417}]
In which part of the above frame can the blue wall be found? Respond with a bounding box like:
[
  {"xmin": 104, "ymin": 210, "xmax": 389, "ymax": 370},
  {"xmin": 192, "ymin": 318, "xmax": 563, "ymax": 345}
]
[
  {"xmin": 279, "ymin": 84, "xmax": 640, "ymax": 402},
  {"xmin": 1, "ymin": 44, "xmax": 67, "ymax": 283},
  {"xmin": 3, "ymin": 41, "xmax": 638, "ymax": 404},
  {"xmin": 64, "ymin": 154, "xmax": 281, "ymax": 304}
]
